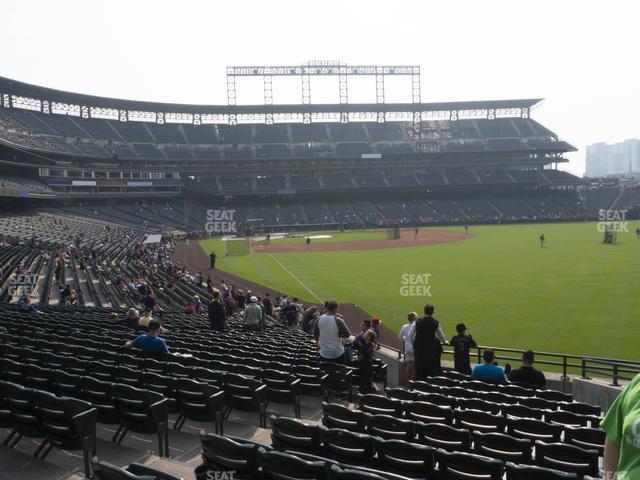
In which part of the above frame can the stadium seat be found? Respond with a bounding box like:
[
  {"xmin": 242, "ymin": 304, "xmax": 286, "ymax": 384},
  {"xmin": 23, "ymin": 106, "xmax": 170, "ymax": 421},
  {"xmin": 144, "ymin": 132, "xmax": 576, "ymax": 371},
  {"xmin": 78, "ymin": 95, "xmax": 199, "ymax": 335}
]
[
  {"xmin": 563, "ymin": 426, "xmax": 606, "ymax": 456},
  {"xmin": 294, "ymin": 365, "xmax": 329, "ymax": 401},
  {"xmin": 454, "ymin": 408, "xmax": 506, "ymax": 432},
  {"xmin": 271, "ymin": 415, "xmax": 323, "ymax": 455},
  {"xmin": 322, "ymin": 428, "xmax": 377, "ymax": 467},
  {"xmin": 536, "ymin": 390, "xmax": 573, "ymax": 403},
  {"xmin": 472, "ymin": 431, "xmax": 532, "ymax": 463},
  {"xmin": 173, "ymin": 377, "xmax": 224, "ymax": 434},
  {"xmin": 222, "ymin": 372, "xmax": 268, "ymax": 428},
  {"xmin": 505, "ymin": 462, "xmax": 578, "ymax": 480},
  {"xmin": 93, "ymin": 457, "xmax": 183, "ymax": 479},
  {"xmin": 546, "ymin": 410, "xmax": 591, "ymax": 428},
  {"xmin": 435, "ymin": 448, "xmax": 503, "ymax": 480},
  {"xmin": 366, "ymin": 414, "xmax": 415, "ymax": 441},
  {"xmin": 373, "ymin": 438, "xmax": 436, "ymax": 479},
  {"xmin": 199, "ymin": 432, "xmax": 262, "ymax": 480},
  {"xmin": 501, "ymin": 404, "xmax": 545, "ymax": 420},
  {"xmin": 359, "ymin": 394, "xmax": 403, "ymax": 416},
  {"xmin": 408, "ymin": 380, "xmax": 441, "ymax": 395},
  {"xmin": 112, "ymin": 383, "xmax": 170, "ymax": 457},
  {"xmin": 262, "ymin": 368, "xmax": 302, "ymax": 418},
  {"xmin": 320, "ymin": 362, "xmax": 355, "ymax": 399},
  {"xmin": 414, "ymin": 422, "xmax": 472, "ymax": 451},
  {"xmin": 457, "ymin": 398, "xmax": 501, "ymax": 414},
  {"xmin": 322, "ymin": 402, "xmax": 370, "ymax": 432},
  {"xmin": 561, "ymin": 402, "xmax": 602, "ymax": 416},
  {"xmin": 506, "ymin": 417, "xmax": 563, "ymax": 442},
  {"xmin": 385, "ymin": 387, "xmax": 424, "ymax": 402},
  {"xmin": 404, "ymin": 400, "xmax": 453, "ymax": 424},
  {"xmin": 534, "ymin": 441, "xmax": 600, "ymax": 477},
  {"xmin": 260, "ymin": 450, "xmax": 327, "ymax": 480}
]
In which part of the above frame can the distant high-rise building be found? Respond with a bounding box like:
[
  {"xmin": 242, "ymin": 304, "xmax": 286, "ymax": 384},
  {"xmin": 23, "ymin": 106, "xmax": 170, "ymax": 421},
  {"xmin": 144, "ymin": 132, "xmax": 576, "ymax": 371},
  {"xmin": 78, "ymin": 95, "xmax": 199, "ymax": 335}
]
[{"xmin": 586, "ymin": 139, "xmax": 640, "ymax": 177}]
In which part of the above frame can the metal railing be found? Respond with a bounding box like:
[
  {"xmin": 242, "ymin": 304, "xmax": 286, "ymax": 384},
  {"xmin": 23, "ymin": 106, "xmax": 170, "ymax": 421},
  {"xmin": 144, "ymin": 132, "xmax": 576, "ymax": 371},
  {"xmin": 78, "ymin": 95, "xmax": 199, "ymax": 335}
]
[
  {"xmin": 581, "ymin": 358, "xmax": 640, "ymax": 386},
  {"xmin": 391, "ymin": 342, "xmax": 640, "ymax": 386}
]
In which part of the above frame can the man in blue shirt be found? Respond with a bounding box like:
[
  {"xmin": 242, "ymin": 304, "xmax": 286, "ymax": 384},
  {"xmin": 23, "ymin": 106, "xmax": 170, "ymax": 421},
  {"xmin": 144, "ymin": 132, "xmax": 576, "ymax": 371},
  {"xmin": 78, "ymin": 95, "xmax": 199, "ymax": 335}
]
[
  {"xmin": 471, "ymin": 349, "xmax": 506, "ymax": 384},
  {"xmin": 125, "ymin": 319, "xmax": 176, "ymax": 356}
]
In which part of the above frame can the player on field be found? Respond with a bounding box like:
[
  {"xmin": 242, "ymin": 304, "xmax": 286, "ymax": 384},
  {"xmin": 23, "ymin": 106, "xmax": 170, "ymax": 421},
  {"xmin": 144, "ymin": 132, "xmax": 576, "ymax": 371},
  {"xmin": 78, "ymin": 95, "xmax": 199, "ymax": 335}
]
[{"xmin": 539, "ymin": 233, "xmax": 545, "ymax": 247}]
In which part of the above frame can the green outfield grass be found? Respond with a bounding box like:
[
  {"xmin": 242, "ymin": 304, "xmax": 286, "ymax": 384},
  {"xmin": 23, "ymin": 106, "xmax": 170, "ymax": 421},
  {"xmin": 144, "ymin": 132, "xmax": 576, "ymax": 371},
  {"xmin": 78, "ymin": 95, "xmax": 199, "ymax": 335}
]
[{"xmin": 200, "ymin": 222, "xmax": 639, "ymax": 361}]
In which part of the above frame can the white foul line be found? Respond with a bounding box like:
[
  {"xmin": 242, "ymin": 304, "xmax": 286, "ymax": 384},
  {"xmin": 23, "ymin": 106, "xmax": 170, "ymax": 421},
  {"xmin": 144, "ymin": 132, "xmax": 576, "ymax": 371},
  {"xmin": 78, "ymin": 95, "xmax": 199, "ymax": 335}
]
[{"xmin": 267, "ymin": 253, "xmax": 323, "ymax": 303}]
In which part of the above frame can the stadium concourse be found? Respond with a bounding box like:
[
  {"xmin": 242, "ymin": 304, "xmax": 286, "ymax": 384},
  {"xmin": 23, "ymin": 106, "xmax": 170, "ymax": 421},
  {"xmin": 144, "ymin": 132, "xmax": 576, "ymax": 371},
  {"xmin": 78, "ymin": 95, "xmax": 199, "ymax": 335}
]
[{"xmin": 0, "ymin": 73, "xmax": 636, "ymax": 479}]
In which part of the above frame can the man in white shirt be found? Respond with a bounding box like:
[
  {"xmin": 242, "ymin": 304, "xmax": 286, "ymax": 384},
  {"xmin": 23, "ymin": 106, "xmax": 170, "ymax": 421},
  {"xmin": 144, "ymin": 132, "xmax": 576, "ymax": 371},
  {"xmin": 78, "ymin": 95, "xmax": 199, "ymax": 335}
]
[
  {"xmin": 313, "ymin": 300, "xmax": 351, "ymax": 363},
  {"xmin": 399, "ymin": 312, "xmax": 417, "ymax": 382}
]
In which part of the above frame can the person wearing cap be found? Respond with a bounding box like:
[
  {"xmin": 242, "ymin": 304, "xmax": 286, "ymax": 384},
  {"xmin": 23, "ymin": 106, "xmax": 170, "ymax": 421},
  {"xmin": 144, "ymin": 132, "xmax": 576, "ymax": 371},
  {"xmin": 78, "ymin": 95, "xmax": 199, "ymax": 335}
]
[
  {"xmin": 243, "ymin": 295, "xmax": 264, "ymax": 331},
  {"xmin": 114, "ymin": 308, "xmax": 140, "ymax": 329},
  {"xmin": 450, "ymin": 323, "xmax": 477, "ymax": 375},
  {"xmin": 124, "ymin": 319, "xmax": 177, "ymax": 356}
]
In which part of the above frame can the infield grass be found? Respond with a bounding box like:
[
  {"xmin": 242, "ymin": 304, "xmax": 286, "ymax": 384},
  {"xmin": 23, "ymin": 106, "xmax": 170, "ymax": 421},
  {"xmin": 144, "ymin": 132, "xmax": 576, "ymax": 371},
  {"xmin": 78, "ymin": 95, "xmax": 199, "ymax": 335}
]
[{"xmin": 200, "ymin": 222, "xmax": 640, "ymax": 361}]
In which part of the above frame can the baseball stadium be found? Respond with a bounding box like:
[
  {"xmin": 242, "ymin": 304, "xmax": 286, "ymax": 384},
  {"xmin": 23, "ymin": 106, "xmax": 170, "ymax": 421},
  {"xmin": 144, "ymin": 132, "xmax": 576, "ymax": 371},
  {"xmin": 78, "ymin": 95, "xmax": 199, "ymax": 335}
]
[{"xmin": 0, "ymin": 60, "xmax": 639, "ymax": 478}]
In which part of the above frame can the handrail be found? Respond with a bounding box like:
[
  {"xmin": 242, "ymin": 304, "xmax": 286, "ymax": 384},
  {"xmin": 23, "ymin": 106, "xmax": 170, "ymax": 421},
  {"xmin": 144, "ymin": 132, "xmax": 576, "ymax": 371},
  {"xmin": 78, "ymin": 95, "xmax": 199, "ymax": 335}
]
[{"xmin": 390, "ymin": 341, "xmax": 640, "ymax": 385}]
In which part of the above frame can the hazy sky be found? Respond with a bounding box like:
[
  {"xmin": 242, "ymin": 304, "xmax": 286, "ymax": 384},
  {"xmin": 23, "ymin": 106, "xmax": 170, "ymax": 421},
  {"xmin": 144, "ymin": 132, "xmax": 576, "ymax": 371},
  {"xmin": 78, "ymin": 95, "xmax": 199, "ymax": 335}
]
[{"xmin": 2, "ymin": 0, "xmax": 638, "ymax": 175}]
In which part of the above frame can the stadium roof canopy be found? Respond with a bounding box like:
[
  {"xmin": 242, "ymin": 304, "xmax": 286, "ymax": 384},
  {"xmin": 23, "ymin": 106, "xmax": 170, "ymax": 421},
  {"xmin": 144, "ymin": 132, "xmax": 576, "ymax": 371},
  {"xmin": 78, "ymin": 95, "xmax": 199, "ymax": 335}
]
[{"xmin": 0, "ymin": 76, "xmax": 542, "ymax": 118}]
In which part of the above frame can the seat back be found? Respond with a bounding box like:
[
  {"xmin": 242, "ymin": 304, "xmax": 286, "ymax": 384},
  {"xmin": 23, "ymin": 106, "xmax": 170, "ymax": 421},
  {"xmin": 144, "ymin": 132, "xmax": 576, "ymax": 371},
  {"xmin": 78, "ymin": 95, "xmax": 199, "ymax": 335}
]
[
  {"xmin": 271, "ymin": 415, "xmax": 323, "ymax": 454},
  {"xmin": 366, "ymin": 414, "xmax": 415, "ymax": 441},
  {"xmin": 506, "ymin": 417, "xmax": 562, "ymax": 442},
  {"xmin": 385, "ymin": 388, "xmax": 423, "ymax": 402},
  {"xmin": 436, "ymin": 448, "xmax": 503, "ymax": 480},
  {"xmin": 373, "ymin": 438, "xmax": 435, "ymax": 478},
  {"xmin": 322, "ymin": 402, "xmax": 369, "ymax": 432},
  {"xmin": 359, "ymin": 394, "xmax": 402, "ymax": 416},
  {"xmin": 504, "ymin": 461, "xmax": 577, "ymax": 480},
  {"xmin": 322, "ymin": 428, "xmax": 376, "ymax": 466},
  {"xmin": 563, "ymin": 426, "xmax": 605, "ymax": 455},
  {"xmin": 415, "ymin": 422, "xmax": 471, "ymax": 451},
  {"xmin": 200, "ymin": 432, "xmax": 261, "ymax": 476},
  {"xmin": 5, "ymin": 381, "xmax": 40, "ymax": 438},
  {"xmin": 534, "ymin": 441, "xmax": 599, "ymax": 477},
  {"xmin": 260, "ymin": 450, "xmax": 327, "ymax": 480},
  {"xmin": 404, "ymin": 401, "xmax": 453, "ymax": 424},
  {"xmin": 472, "ymin": 431, "xmax": 532, "ymax": 463},
  {"xmin": 454, "ymin": 409, "xmax": 506, "ymax": 433}
]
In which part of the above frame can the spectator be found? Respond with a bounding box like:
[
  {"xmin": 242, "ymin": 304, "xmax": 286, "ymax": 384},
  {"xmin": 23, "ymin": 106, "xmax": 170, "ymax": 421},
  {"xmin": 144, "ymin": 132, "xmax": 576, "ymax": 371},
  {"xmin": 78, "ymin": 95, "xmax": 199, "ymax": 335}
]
[
  {"xmin": 236, "ymin": 290, "xmax": 246, "ymax": 310},
  {"xmin": 399, "ymin": 312, "xmax": 417, "ymax": 381},
  {"xmin": 471, "ymin": 349, "xmax": 506, "ymax": 384},
  {"xmin": 124, "ymin": 319, "xmax": 177, "ymax": 356},
  {"xmin": 301, "ymin": 305, "xmax": 318, "ymax": 334},
  {"xmin": 283, "ymin": 298, "xmax": 298, "ymax": 327},
  {"xmin": 191, "ymin": 295, "xmax": 204, "ymax": 314},
  {"xmin": 357, "ymin": 330, "xmax": 377, "ymax": 394},
  {"xmin": 114, "ymin": 308, "xmax": 140, "ymax": 329},
  {"xmin": 353, "ymin": 319, "xmax": 372, "ymax": 354},
  {"xmin": 142, "ymin": 289, "xmax": 157, "ymax": 313},
  {"xmin": 450, "ymin": 323, "xmax": 477, "ymax": 375},
  {"xmin": 601, "ymin": 372, "xmax": 640, "ymax": 479},
  {"xmin": 206, "ymin": 276, "xmax": 213, "ymax": 294},
  {"xmin": 263, "ymin": 293, "xmax": 273, "ymax": 316},
  {"xmin": 313, "ymin": 300, "xmax": 351, "ymax": 363},
  {"xmin": 243, "ymin": 296, "xmax": 263, "ymax": 331},
  {"xmin": 371, "ymin": 317, "xmax": 381, "ymax": 349},
  {"xmin": 60, "ymin": 284, "xmax": 72, "ymax": 304},
  {"xmin": 18, "ymin": 295, "xmax": 44, "ymax": 314},
  {"xmin": 207, "ymin": 289, "xmax": 227, "ymax": 331},
  {"xmin": 408, "ymin": 304, "xmax": 447, "ymax": 380},
  {"xmin": 508, "ymin": 350, "xmax": 546, "ymax": 388}
]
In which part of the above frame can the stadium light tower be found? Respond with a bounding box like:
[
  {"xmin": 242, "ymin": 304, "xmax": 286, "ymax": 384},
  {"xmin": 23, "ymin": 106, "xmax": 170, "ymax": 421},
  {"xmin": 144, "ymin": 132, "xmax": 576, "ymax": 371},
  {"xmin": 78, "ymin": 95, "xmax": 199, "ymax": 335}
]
[{"xmin": 226, "ymin": 61, "xmax": 422, "ymax": 119}]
